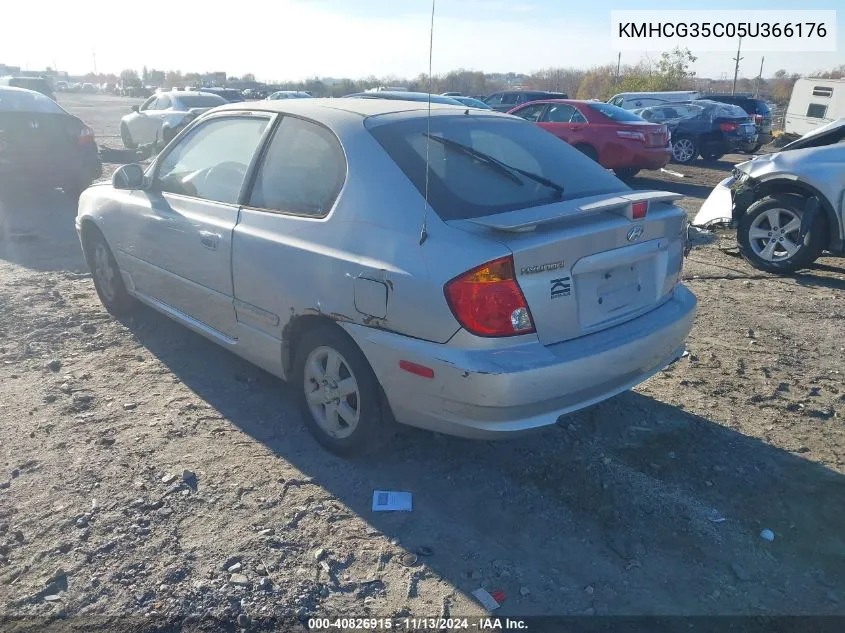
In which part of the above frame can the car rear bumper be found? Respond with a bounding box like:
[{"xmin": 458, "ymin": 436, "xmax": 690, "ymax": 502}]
[
  {"xmin": 346, "ymin": 285, "xmax": 697, "ymax": 439},
  {"xmin": 602, "ymin": 144, "xmax": 671, "ymax": 170}
]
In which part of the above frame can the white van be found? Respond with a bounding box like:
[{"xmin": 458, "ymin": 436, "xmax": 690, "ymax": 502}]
[
  {"xmin": 784, "ymin": 78, "xmax": 845, "ymax": 136},
  {"xmin": 608, "ymin": 91, "xmax": 700, "ymax": 110}
]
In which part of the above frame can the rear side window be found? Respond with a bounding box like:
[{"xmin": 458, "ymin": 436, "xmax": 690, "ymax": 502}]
[
  {"xmin": 500, "ymin": 93, "xmax": 520, "ymax": 105},
  {"xmin": 367, "ymin": 115, "xmax": 625, "ymax": 221},
  {"xmin": 587, "ymin": 103, "xmax": 644, "ymax": 122},
  {"xmin": 807, "ymin": 104, "xmax": 828, "ymax": 119},
  {"xmin": 248, "ymin": 117, "xmax": 346, "ymax": 217}
]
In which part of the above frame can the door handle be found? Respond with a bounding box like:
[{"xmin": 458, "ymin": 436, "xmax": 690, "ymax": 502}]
[{"xmin": 199, "ymin": 230, "xmax": 220, "ymax": 250}]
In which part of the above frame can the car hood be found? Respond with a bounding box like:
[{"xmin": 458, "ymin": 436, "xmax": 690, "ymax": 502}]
[{"xmin": 740, "ymin": 140, "xmax": 845, "ymax": 178}]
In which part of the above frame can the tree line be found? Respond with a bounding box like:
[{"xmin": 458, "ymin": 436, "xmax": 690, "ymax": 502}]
[{"xmin": 105, "ymin": 53, "xmax": 844, "ymax": 105}]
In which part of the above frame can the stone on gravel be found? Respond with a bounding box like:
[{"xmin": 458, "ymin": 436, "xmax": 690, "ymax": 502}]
[
  {"xmin": 731, "ymin": 562, "xmax": 751, "ymax": 582},
  {"xmin": 81, "ymin": 323, "xmax": 97, "ymax": 334},
  {"xmin": 228, "ymin": 562, "xmax": 243, "ymax": 573},
  {"xmin": 229, "ymin": 573, "xmax": 249, "ymax": 586},
  {"xmin": 46, "ymin": 359, "xmax": 62, "ymax": 372},
  {"xmin": 237, "ymin": 613, "xmax": 250, "ymax": 628},
  {"xmin": 222, "ymin": 555, "xmax": 242, "ymax": 571},
  {"xmin": 314, "ymin": 548, "xmax": 326, "ymax": 561},
  {"xmin": 43, "ymin": 594, "xmax": 62, "ymax": 602},
  {"xmin": 123, "ymin": 402, "xmax": 137, "ymax": 410},
  {"xmin": 161, "ymin": 474, "xmax": 178, "ymax": 485}
]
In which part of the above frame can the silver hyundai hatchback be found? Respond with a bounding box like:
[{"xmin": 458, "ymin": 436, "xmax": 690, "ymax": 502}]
[{"xmin": 76, "ymin": 98, "xmax": 697, "ymax": 455}]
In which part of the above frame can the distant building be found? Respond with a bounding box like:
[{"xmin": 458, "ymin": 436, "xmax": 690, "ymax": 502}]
[{"xmin": 0, "ymin": 63, "xmax": 22, "ymax": 76}]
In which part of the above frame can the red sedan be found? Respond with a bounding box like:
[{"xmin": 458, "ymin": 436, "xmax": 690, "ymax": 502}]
[{"xmin": 507, "ymin": 99, "xmax": 671, "ymax": 179}]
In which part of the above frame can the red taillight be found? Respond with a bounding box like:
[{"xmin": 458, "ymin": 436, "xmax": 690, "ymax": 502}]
[
  {"xmin": 754, "ymin": 114, "xmax": 763, "ymax": 124},
  {"xmin": 444, "ymin": 256, "xmax": 535, "ymax": 337},
  {"xmin": 616, "ymin": 129, "xmax": 646, "ymax": 142},
  {"xmin": 78, "ymin": 124, "xmax": 95, "ymax": 144},
  {"xmin": 632, "ymin": 201, "xmax": 648, "ymax": 220},
  {"xmin": 719, "ymin": 122, "xmax": 739, "ymax": 132}
]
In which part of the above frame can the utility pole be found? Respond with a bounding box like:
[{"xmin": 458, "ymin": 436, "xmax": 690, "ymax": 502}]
[
  {"xmin": 731, "ymin": 37, "xmax": 743, "ymax": 95},
  {"xmin": 615, "ymin": 52, "xmax": 621, "ymax": 87},
  {"xmin": 755, "ymin": 56, "xmax": 765, "ymax": 97},
  {"xmin": 92, "ymin": 49, "xmax": 98, "ymax": 76}
]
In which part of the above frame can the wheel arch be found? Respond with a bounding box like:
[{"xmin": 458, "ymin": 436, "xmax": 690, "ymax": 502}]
[
  {"xmin": 743, "ymin": 178, "xmax": 842, "ymax": 251},
  {"xmin": 281, "ymin": 313, "xmax": 396, "ymax": 424}
]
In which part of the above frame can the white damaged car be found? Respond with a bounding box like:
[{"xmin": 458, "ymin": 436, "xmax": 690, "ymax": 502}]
[{"xmin": 694, "ymin": 119, "xmax": 845, "ymax": 273}]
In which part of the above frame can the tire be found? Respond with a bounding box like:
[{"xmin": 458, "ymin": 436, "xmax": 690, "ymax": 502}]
[
  {"xmin": 671, "ymin": 136, "xmax": 698, "ymax": 164},
  {"xmin": 613, "ymin": 168, "xmax": 640, "ymax": 180},
  {"xmin": 120, "ymin": 123, "xmax": 136, "ymax": 150},
  {"xmin": 84, "ymin": 227, "xmax": 136, "ymax": 315},
  {"xmin": 292, "ymin": 325, "xmax": 391, "ymax": 457},
  {"xmin": 575, "ymin": 144, "xmax": 599, "ymax": 162},
  {"xmin": 737, "ymin": 194, "xmax": 826, "ymax": 274}
]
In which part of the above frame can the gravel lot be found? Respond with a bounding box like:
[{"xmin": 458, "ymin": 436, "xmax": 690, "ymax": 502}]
[{"xmin": 1, "ymin": 93, "xmax": 844, "ymax": 629}]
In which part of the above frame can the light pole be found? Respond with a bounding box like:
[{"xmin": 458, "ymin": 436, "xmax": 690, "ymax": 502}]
[{"xmin": 731, "ymin": 37, "xmax": 743, "ymax": 95}]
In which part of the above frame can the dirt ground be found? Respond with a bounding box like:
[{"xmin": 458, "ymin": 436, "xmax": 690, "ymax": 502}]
[{"xmin": 1, "ymin": 93, "xmax": 844, "ymax": 629}]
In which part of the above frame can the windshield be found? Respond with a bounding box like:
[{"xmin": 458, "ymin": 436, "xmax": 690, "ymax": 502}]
[
  {"xmin": 588, "ymin": 103, "xmax": 644, "ymax": 122},
  {"xmin": 178, "ymin": 95, "xmax": 226, "ymax": 108},
  {"xmin": 367, "ymin": 115, "xmax": 625, "ymax": 220},
  {"xmin": 0, "ymin": 89, "xmax": 64, "ymax": 113}
]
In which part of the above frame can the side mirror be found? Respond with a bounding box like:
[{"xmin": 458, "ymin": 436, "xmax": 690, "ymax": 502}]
[
  {"xmin": 131, "ymin": 105, "xmax": 140, "ymax": 113},
  {"xmin": 112, "ymin": 163, "xmax": 146, "ymax": 190}
]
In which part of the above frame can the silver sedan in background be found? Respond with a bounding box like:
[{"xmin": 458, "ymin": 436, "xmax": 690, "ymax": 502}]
[{"xmin": 77, "ymin": 98, "xmax": 696, "ymax": 455}]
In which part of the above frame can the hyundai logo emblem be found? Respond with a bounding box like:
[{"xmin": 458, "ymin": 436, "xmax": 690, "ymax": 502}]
[{"xmin": 627, "ymin": 225, "xmax": 644, "ymax": 242}]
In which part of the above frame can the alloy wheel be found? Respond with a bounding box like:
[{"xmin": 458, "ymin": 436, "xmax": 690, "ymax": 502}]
[
  {"xmin": 672, "ymin": 138, "xmax": 695, "ymax": 163},
  {"xmin": 93, "ymin": 243, "xmax": 117, "ymax": 303},
  {"xmin": 303, "ymin": 346, "xmax": 361, "ymax": 439},
  {"xmin": 748, "ymin": 207, "xmax": 803, "ymax": 262}
]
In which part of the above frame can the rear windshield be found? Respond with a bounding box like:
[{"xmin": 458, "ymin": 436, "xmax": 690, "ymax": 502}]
[
  {"xmin": 179, "ymin": 95, "xmax": 226, "ymax": 107},
  {"xmin": 710, "ymin": 103, "xmax": 749, "ymax": 119},
  {"xmin": 588, "ymin": 103, "xmax": 644, "ymax": 122},
  {"xmin": 0, "ymin": 89, "xmax": 64, "ymax": 113},
  {"xmin": 368, "ymin": 115, "xmax": 626, "ymax": 220},
  {"xmin": 751, "ymin": 100, "xmax": 771, "ymax": 114}
]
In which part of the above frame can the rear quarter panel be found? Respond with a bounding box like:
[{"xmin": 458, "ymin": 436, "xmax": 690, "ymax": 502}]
[{"xmin": 230, "ymin": 113, "xmax": 510, "ymax": 349}]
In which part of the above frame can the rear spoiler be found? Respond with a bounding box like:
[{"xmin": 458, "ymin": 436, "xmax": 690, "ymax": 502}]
[{"xmin": 463, "ymin": 190, "xmax": 684, "ymax": 233}]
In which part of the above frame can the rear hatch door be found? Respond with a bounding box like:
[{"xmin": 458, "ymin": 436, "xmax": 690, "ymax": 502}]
[
  {"xmin": 0, "ymin": 112, "xmax": 81, "ymax": 174},
  {"xmin": 454, "ymin": 191, "xmax": 687, "ymax": 345}
]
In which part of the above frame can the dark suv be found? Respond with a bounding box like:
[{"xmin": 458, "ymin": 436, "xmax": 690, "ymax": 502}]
[
  {"xmin": 484, "ymin": 90, "xmax": 568, "ymax": 112},
  {"xmin": 0, "ymin": 76, "xmax": 55, "ymax": 100},
  {"xmin": 696, "ymin": 94, "xmax": 772, "ymax": 152}
]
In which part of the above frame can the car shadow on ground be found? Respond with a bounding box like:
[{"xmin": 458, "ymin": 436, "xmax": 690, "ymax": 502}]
[
  {"xmin": 115, "ymin": 301, "xmax": 845, "ymax": 615},
  {"xmin": 0, "ymin": 189, "xmax": 87, "ymax": 273}
]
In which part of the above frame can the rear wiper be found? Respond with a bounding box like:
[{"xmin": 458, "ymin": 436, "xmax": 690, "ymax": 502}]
[{"xmin": 424, "ymin": 133, "xmax": 564, "ymax": 197}]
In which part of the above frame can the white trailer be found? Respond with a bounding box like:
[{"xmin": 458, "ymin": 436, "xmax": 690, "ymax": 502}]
[{"xmin": 784, "ymin": 77, "xmax": 845, "ymax": 136}]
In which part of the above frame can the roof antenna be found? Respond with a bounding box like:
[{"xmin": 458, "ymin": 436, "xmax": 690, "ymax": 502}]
[{"xmin": 419, "ymin": 0, "xmax": 436, "ymax": 246}]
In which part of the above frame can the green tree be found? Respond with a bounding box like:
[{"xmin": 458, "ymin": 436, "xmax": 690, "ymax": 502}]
[{"xmin": 120, "ymin": 68, "xmax": 140, "ymax": 87}]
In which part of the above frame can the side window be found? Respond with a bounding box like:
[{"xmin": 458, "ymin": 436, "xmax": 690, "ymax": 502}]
[
  {"xmin": 512, "ymin": 104, "xmax": 546, "ymax": 122},
  {"xmin": 248, "ymin": 117, "xmax": 346, "ymax": 217},
  {"xmin": 571, "ymin": 108, "xmax": 587, "ymax": 123},
  {"xmin": 156, "ymin": 116, "xmax": 269, "ymax": 204},
  {"xmin": 500, "ymin": 93, "xmax": 520, "ymax": 106},
  {"xmin": 807, "ymin": 104, "xmax": 828, "ymax": 119},
  {"xmin": 543, "ymin": 104, "xmax": 576, "ymax": 123},
  {"xmin": 140, "ymin": 96, "xmax": 157, "ymax": 111},
  {"xmin": 485, "ymin": 93, "xmax": 503, "ymax": 106},
  {"xmin": 610, "ymin": 96, "xmax": 624, "ymax": 107},
  {"xmin": 157, "ymin": 95, "xmax": 172, "ymax": 109}
]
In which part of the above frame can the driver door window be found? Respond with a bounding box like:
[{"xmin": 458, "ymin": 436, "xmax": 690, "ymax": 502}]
[{"xmin": 156, "ymin": 115, "xmax": 269, "ymax": 204}]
